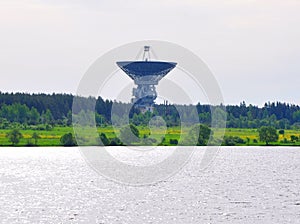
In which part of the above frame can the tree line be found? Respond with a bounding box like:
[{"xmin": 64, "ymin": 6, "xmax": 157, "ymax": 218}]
[{"xmin": 1, "ymin": 92, "xmax": 300, "ymax": 129}]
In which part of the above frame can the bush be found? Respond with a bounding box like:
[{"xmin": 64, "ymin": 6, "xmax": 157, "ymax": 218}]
[
  {"xmin": 109, "ymin": 137, "xmax": 123, "ymax": 146},
  {"xmin": 99, "ymin": 133, "xmax": 110, "ymax": 146},
  {"xmin": 6, "ymin": 129, "xmax": 23, "ymax": 146},
  {"xmin": 290, "ymin": 135, "xmax": 299, "ymax": 142},
  {"xmin": 60, "ymin": 133, "xmax": 77, "ymax": 146},
  {"xmin": 223, "ymin": 136, "xmax": 245, "ymax": 146},
  {"xmin": 185, "ymin": 124, "xmax": 212, "ymax": 146},
  {"xmin": 169, "ymin": 139, "xmax": 178, "ymax": 145}
]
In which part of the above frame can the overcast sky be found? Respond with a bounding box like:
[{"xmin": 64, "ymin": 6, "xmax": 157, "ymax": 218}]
[{"xmin": 0, "ymin": 0, "xmax": 299, "ymax": 106}]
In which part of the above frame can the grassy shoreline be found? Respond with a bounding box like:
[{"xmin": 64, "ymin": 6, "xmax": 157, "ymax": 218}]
[{"xmin": 1, "ymin": 126, "xmax": 300, "ymax": 147}]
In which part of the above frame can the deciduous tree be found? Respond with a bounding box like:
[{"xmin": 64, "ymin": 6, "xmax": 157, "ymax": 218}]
[
  {"xmin": 258, "ymin": 126, "xmax": 278, "ymax": 145},
  {"xmin": 6, "ymin": 129, "xmax": 23, "ymax": 145}
]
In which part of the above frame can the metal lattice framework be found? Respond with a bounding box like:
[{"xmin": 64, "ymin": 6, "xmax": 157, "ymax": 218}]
[{"xmin": 117, "ymin": 46, "xmax": 177, "ymax": 111}]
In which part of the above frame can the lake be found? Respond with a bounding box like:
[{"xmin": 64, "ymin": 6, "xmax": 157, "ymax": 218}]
[{"xmin": 0, "ymin": 147, "xmax": 299, "ymax": 223}]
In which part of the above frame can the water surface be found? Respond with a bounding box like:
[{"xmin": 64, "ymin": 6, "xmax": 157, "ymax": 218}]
[{"xmin": 0, "ymin": 147, "xmax": 299, "ymax": 223}]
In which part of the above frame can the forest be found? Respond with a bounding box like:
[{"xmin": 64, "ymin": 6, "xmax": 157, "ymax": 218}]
[
  {"xmin": 0, "ymin": 92, "xmax": 300, "ymax": 129},
  {"xmin": 1, "ymin": 92, "xmax": 300, "ymax": 146}
]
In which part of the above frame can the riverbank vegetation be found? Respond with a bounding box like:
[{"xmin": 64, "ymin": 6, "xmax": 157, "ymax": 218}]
[
  {"xmin": 1, "ymin": 92, "xmax": 300, "ymax": 146},
  {"xmin": 0, "ymin": 126, "xmax": 300, "ymax": 147}
]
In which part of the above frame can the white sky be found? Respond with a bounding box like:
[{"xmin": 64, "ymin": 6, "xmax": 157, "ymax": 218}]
[{"xmin": 0, "ymin": 0, "xmax": 299, "ymax": 106}]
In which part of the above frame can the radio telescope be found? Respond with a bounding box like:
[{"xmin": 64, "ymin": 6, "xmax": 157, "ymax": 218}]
[{"xmin": 117, "ymin": 46, "xmax": 177, "ymax": 112}]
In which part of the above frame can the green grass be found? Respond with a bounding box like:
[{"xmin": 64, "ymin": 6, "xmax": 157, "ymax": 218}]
[
  {"xmin": 215, "ymin": 128, "xmax": 300, "ymax": 146},
  {"xmin": 0, "ymin": 126, "xmax": 74, "ymax": 146},
  {"xmin": 1, "ymin": 126, "xmax": 300, "ymax": 146}
]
